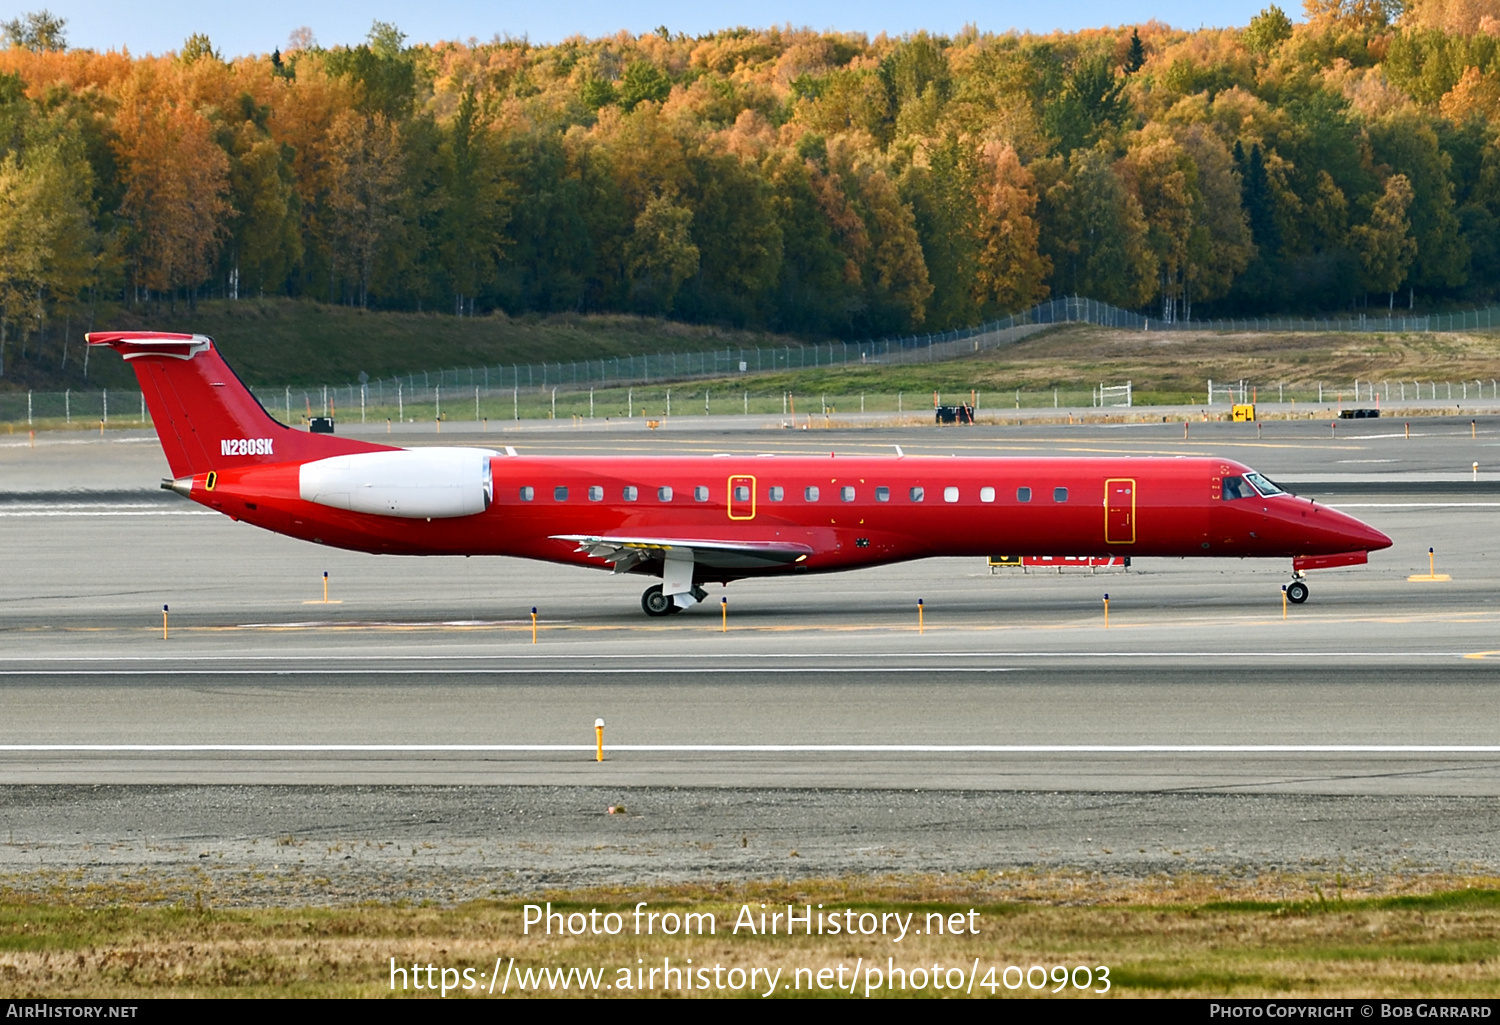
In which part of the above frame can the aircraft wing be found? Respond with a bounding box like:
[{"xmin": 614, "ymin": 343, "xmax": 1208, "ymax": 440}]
[{"xmin": 552, "ymin": 535, "xmax": 813, "ymax": 573}]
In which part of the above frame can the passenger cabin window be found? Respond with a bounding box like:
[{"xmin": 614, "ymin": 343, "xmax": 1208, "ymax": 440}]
[
  {"xmin": 805, "ymin": 486, "xmax": 820, "ymax": 501},
  {"xmin": 909, "ymin": 487, "xmax": 924, "ymax": 502},
  {"xmin": 840, "ymin": 486, "xmax": 855, "ymax": 502},
  {"xmin": 768, "ymin": 486, "xmax": 785, "ymax": 502},
  {"xmin": 875, "ymin": 486, "xmax": 890, "ymax": 502},
  {"xmin": 1053, "ymin": 487, "xmax": 1069, "ymax": 503},
  {"xmin": 657, "ymin": 486, "xmax": 673, "ymax": 502},
  {"xmin": 1222, "ymin": 475, "xmax": 1257, "ymax": 500},
  {"xmin": 623, "ymin": 486, "xmax": 638, "ymax": 502},
  {"xmin": 520, "ymin": 486, "xmax": 534, "ymax": 502},
  {"xmin": 944, "ymin": 486, "xmax": 959, "ymax": 503},
  {"xmin": 588, "ymin": 485, "xmax": 603, "ymax": 502},
  {"xmin": 1244, "ymin": 472, "xmax": 1281, "ymax": 496},
  {"xmin": 1017, "ymin": 487, "xmax": 1032, "ymax": 502},
  {"xmin": 694, "ymin": 485, "xmax": 709, "ymax": 502},
  {"xmin": 554, "ymin": 486, "xmax": 568, "ymax": 502},
  {"xmin": 734, "ymin": 485, "xmax": 751, "ymax": 502},
  {"xmin": 980, "ymin": 487, "xmax": 995, "ymax": 503}
]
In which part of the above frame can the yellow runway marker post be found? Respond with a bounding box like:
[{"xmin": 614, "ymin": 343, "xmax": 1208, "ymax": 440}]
[
  {"xmin": 595, "ymin": 718, "xmax": 604, "ymax": 762},
  {"xmin": 302, "ymin": 570, "xmax": 342, "ymax": 604},
  {"xmin": 1409, "ymin": 547, "xmax": 1452, "ymax": 582},
  {"xmin": 1282, "ymin": 585, "xmax": 1287, "ymax": 620},
  {"xmin": 162, "ymin": 604, "xmax": 168, "ymax": 641},
  {"xmin": 531, "ymin": 607, "xmax": 538, "ymax": 644},
  {"xmin": 721, "ymin": 596, "xmax": 728, "ymax": 633},
  {"xmin": 1103, "ymin": 593, "xmax": 1110, "ymax": 628},
  {"xmin": 917, "ymin": 598, "xmax": 924, "ymax": 634}
]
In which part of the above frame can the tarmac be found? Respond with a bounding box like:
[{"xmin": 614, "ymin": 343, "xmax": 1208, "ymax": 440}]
[{"xmin": 2, "ymin": 415, "xmax": 1498, "ymax": 896}]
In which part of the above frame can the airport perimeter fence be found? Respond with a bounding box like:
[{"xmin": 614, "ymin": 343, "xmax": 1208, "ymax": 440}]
[{"xmin": 9, "ymin": 295, "xmax": 1500, "ymax": 428}]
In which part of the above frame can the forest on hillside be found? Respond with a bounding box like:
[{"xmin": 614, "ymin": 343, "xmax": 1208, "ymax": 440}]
[{"xmin": 4, "ymin": 0, "xmax": 1500, "ymax": 367}]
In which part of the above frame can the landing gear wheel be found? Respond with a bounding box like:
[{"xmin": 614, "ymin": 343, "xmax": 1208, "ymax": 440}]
[
  {"xmin": 641, "ymin": 585, "xmax": 674, "ymax": 617},
  {"xmin": 1285, "ymin": 580, "xmax": 1309, "ymax": 604}
]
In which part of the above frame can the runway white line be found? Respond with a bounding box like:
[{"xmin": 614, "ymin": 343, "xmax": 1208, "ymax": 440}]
[
  {"xmin": 2, "ymin": 745, "xmax": 1497, "ymax": 753},
  {"xmin": 0, "ymin": 668, "xmax": 1027, "ymax": 676},
  {"xmin": 0, "ymin": 651, "xmax": 1474, "ymax": 663},
  {"xmin": 0, "ymin": 510, "xmax": 216, "ymax": 517},
  {"xmin": 0, "ymin": 437, "xmax": 155, "ymax": 448}
]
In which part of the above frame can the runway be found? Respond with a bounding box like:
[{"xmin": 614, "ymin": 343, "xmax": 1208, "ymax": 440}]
[
  {"xmin": 2, "ymin": 418, "xmax": 1498, "ymax": 885},
  {"xmin": 0, "ymin": 658, "xmax": 1497, "ymax": 792}
]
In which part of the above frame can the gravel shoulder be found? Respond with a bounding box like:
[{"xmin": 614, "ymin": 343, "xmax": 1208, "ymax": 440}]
[{"xmin": 2, "ymin": 786, "xmax": 1495, "ymax": 907}]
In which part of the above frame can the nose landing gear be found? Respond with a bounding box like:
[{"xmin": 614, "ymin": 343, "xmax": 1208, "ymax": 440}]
[{"xmin": 1285, "ymin": 579, "xmax": 1309, "ymax": 604}]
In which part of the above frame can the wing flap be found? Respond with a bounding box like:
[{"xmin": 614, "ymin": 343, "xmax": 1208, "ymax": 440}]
[{"xmin": 553, "ymin": 534, "xmax": 812, "ymax": 571}]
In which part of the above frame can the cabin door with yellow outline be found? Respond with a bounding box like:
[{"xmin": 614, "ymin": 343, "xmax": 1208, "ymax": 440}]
[
  {"xmin": 1105, "ymin": 477, "xmax": 1136, "ymax": 544},
  {"xmin": 727, "ymin": 475, "xmax": 756, "ymax": 521}
]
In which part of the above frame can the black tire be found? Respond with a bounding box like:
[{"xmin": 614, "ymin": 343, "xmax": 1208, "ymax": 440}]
[
  {"xmin": 1286, "ymin": 580, "xmax": 1309, "ymax": 604},
  {"xmin": 641, "ymin": 585, "xmax": 674, "ymax": 617}
]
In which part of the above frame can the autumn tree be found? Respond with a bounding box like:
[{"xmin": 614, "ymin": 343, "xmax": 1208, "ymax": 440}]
[
  {"xmin": 971, "ymin": 142, "xmax": 1050, "ymax": 313},
  {"xmin": 325, "ymin": 109, "xmax": 405, "ymax": 306},
  {"xmin": 1303, "ymin": 0, "xmax": 1398, "ymax": 27},
  {"xmin": 112, "ymin": 69, "xmax": 230, "ymax": 306},
  {"xmin": 898, "ymin": 139, "xmax": 982, "ymax": 330},
  {"xmin": 1243, "ymin": 6, "xmax": 1294, "ymax": 55},
  {"xmin": 1351, "ymin": 172, "xmax": 1418, "ymax": 307},
  {"xmin": 0, "ymin": 93, "xmax": 96, "ymax": 374},
  {"xmin": 1039, "ymin": 146, "xmax": 1154, "ymax": 309},
  {"xmin": 1368, "ymin": 113, "xmax": 1468, "ymax": 301},
  {"xmin": 1179, "ymin": 126, "xmax": 1253, "ymax": 314},
  {"xmin": 437, "ymin": 87, "xmax": 509, "ymax": 315},
  {"xmin": 223, "ymin": 116, "xmax": 301, "ymax": 297},
  {"xmin": 1119, "ymin": 132, "xmax": 1195, "ymax": 320}
]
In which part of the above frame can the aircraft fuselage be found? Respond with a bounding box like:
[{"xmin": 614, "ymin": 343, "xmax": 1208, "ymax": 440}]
[{"xmin": 187, "ymin": 453, "xmax": 1388, "ymax": 582}]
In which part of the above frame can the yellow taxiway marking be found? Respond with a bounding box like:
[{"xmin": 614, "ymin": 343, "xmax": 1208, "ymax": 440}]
[
  {"xmin": 10, "ymin": 609, "xmax": 1500, "ymax": 638},
  {"xmin": 1407, "ymin": 574, "xmax": 1453, "ymax": 582},
  {"xmin": 300, "ymin": 600, "xmax": 344, "ymax": 604}
]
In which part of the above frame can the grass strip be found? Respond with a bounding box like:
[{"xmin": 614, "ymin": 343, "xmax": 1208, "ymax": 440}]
[{"xmin": 2, "ymin": 873, "xmax": 1498, "ymax": 998}]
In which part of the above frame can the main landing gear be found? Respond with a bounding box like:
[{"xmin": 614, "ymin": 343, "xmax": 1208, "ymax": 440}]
[
  {"xmin": 641, "ymin": 584, "xmax": 710, "ymax": 617},
  {"xmin": 641, "ymin": 584, "xmax": 679, "ymax": 617},
  {"xmin": 1285, "ymin": 579, "xmax": 1309, "ymax": 604}
]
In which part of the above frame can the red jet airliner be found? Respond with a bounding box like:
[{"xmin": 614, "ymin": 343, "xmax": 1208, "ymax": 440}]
[{"xmin": 89, "ymin": 331, "xmax": 1392, "ymax": 615}]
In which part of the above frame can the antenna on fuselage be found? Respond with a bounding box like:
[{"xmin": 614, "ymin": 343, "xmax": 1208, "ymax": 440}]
[{"xmin": 891, "ymin": 445, "xmax": 905, "ymax": 458}]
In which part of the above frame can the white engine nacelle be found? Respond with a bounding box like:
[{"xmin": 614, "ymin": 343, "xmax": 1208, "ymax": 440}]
[{"xmin": 299, "ymin": 448, "xmax": 495, "ymax": 519}]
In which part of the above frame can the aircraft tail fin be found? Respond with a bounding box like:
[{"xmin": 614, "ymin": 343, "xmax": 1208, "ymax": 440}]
[{"xmin": 86, "ymin": 331, "xmax": 393, "ymax": 478}]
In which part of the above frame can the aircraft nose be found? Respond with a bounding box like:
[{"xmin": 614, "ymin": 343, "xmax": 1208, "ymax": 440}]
[{"xmin": 1336, "ymin": 510, "xmax": 1392, "ymax": 551}]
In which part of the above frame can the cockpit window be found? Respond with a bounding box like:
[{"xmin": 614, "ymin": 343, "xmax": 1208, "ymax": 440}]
[
  {"xmin": 1244, "ymin": 471, "xmax": 1283, "ymax": 496},
  {"xmin": 1221, "ymin": 475, "xmax": 1257, "ymax": 500}
]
